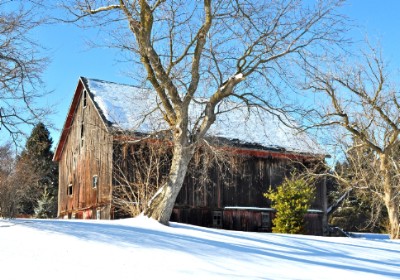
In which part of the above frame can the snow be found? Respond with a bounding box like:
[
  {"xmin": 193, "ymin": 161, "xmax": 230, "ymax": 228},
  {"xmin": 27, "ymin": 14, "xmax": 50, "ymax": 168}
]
[
  {"xmin": 224, "ymin": 206, "xmax": 275, "ymax": 211},
  {"xmin": 84, "ymin": 77, "xmax": 324, "ymax": 155},
  {"xmin": 1, "ymin": 218, "xmax": 399, "ymax": 280}
]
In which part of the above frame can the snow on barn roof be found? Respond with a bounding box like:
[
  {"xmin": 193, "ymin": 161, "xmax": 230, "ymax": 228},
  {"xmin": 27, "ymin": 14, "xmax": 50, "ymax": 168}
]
[{"xmin": 83, "ymin": 77, "xmax": 325, "ymax": 155}]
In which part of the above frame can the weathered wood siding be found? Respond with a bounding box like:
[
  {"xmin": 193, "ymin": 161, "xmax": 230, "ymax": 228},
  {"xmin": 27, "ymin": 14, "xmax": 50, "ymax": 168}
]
[
  {"xmin": 175, "ymin": 156, "xmax": 299, "ymax": 209},
  {"xmin": 111, "ymin": 141, "xmax": 325, "ymax": 234},
  {"xmin": 222, "ymin": 209, "xmax": 273, "ymax": 232},
  {"xmin": 172, "ymin": 155, "xmax": 326, "ymax": 235},
  {"xmin": 58, "ymin": 85, "xmax": 113, "ymax": 219}
]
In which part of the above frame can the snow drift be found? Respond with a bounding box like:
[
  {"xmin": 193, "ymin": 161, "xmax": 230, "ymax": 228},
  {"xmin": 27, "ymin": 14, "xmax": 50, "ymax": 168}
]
[{"xmin": 1, "ymin": 218, "xmax": 399, "ymax": 280}]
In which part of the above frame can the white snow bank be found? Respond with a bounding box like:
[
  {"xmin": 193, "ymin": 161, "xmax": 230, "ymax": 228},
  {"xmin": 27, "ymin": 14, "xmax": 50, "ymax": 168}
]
[{"xmin": 1, "ymin": 218, "xmax": 399, "ymax": 280}]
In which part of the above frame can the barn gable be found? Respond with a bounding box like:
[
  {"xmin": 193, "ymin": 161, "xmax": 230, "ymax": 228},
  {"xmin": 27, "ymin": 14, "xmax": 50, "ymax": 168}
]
[{"xmin": 54, "ymin": 77, "xmax": 113, "ymax": 219}]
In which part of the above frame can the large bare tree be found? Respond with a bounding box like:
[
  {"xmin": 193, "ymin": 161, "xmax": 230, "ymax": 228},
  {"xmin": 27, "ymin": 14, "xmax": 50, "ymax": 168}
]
[
  {"xmin": 0, "ymin": 1, "xmax": 49, "ymax": 143},
  {"xmin": 308, "ymin": 48, "xmax": 400, "ymax": 239},
  {"xmin": 62, "ymin": 0, "xmax": 348, "ymax": 224}
]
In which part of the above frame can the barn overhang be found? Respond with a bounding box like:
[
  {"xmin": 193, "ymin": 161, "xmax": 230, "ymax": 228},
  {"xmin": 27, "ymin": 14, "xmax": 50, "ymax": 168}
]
[{"xmin": 112, "ymin": 133, "xmax": 326, "ymax": 161}]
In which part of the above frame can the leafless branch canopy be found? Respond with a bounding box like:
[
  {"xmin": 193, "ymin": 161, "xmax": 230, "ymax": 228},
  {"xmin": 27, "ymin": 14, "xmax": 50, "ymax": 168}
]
[
  {"xmin": 0, "ymin": 2, "xmax": 50, "ymax": 144},
  {"xmin": 306, "ymin": 45, "xmax": 400, "ymax": 238},
  {"xmin": 61, "ymin": 0, "xmax": 348, "ymax": 142},
  {"xmin": 308, "ymin": 48, "xmax": 400, "ymax": 155}
]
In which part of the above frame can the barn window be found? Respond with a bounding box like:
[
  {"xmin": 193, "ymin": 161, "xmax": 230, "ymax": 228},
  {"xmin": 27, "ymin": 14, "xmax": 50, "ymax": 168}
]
[
  {"xmin": 83, "ymin": 90, "xmax": 87, "ymax": 108},
  {"xmin": 92, "ymin": 175, "xmax": 98, "ymax": 189},
  {"xmin": 212, "ymin": 211, "xmax": 222, "ymax": 227},
  {"xmin": 67, "ymin": 184, "xmax": 73, "ymax": 196},
  {"xmin": 81, "ymin": 121, "xmax": 85, "ymax": 138},
  {"xmin": 80, "ymin": 120, "xmax": 85, "ymax": 147},
  {"xmin": 261, "ymin": 212, "xmax": 270, "ymax": 228}
]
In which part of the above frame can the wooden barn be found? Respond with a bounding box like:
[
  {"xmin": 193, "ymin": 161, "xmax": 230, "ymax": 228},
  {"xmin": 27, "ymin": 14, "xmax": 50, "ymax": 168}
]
[{"xmin": 53, "ymin": 77, "xmax": 328, "ymax": 235}]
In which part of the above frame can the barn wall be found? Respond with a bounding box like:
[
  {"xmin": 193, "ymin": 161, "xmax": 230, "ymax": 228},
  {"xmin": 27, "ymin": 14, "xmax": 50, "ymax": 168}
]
[
  {"xmin": 173, "ymin": 155, "xmax": 326, "ymax": 235},
  {"xmin": 58, "ymin": 87, "xmax": 113, "ymax": 219},
  {"xmin": 108, "ymin": 139, "xmax": 326, "ymax": 234},
  {"xmin": 171, "ymin": 208, "xmax": 212, "ymax": 228},
  {"xmin": 221, "ymin": 210, "xmax": 323, "ymax": 235},
  {"xmin": 222, "ymin": 209, "xmax": 271, "ymax": 232},
  {"xmin": 304, "ymin": 212, "xmax": 324, "ymax": 235},
  {"xmin": 175, "ymin": 156, "xmax": 299, "ymax": 209}
]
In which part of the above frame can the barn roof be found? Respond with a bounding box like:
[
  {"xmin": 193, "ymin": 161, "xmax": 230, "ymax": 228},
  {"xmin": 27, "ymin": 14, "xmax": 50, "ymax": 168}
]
[
  {"xmin": 54, "ymin": 77, "xmax": 325, "ymax": 161},
  {"xmin": 85, "ymin": 77, "xmax": 324, "ymax": 154}
]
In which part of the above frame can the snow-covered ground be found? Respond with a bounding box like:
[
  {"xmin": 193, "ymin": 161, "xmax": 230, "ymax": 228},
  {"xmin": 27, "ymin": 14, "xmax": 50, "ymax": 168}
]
[{"xmin": 1, "ymin": 217, "xmax": 399, "ymax": 280}]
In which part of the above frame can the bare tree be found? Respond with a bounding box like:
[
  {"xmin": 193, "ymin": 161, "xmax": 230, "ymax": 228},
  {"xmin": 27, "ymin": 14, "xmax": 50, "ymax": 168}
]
[
  {"xmin": 61, "ymin": 0, "xmax": 348, "ymax": 224},
  {"xmin": 0, "ymin": 143, "xmax": 44, "ymax": 218},
  {"xmin": 0, "ymin": 143, "xmax": 30, "ymax": 218},
  {"xmin": 112, "ymin": 140, "xmax": 172, "ymax": 217},
  {"xmin": 112, "ymin": 136, "xmax": 240, "ymax": 218},
  {"xmin": 0, "ymin": 1, "xmax": 49, "ymax": 143},
  {"xmin": 308, "ymin": 48, "xmax": 400, "ymax": 239},
  {"xmin": 0, "ymin": 143, "xmax": 16, "ymax": 217},
  {"xmin": 329, "ymin": 139, "xmax": 391, "ymax": 233}
]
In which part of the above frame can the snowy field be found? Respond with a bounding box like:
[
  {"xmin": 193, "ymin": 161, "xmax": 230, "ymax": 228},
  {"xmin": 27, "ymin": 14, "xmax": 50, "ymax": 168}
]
[{"xmin": 1, "ymin": 217, "xmax": 399, "ymax": 280}]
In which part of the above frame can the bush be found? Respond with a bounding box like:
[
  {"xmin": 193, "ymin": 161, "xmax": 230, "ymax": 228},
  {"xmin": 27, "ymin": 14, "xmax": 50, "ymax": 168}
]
[
  {"xmin": 34, "ymin": 187, "xmax": 56, "ymax": 218},
  {"xmin": 264, "ymin": 177, "xmax": 315, "ymax": 234}
]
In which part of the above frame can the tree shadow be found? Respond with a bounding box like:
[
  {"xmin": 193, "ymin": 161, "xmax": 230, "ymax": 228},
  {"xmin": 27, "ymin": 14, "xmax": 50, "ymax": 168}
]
[{"xmin": 6, "ymin": 219, "xmax": 400, "ymax": 279}]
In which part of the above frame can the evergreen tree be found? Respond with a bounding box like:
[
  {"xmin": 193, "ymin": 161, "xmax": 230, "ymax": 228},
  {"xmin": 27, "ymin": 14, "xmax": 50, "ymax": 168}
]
[
  {"xmin": 34, "ymin": 186, "xmax": 55, "ymax": 218},
  {"xmin": 265, "ymin": 176, "xmax": 315, "ymax": 234},
  {"xmin": 18, "ymin": 123, "xmax": 58, "ymax": 217}
]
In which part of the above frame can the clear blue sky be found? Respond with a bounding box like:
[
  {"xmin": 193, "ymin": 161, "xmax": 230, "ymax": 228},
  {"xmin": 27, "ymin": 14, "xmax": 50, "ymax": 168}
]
[{"xmin": 18, "ymin": 1, "xmax": 400, "ymax": 148}]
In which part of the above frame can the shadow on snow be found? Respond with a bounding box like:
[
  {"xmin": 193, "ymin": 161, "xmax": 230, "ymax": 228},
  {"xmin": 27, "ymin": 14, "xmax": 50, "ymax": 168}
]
[{"xmin": 4, "ymin": 218, "xmax": 400, "ymax": 278}]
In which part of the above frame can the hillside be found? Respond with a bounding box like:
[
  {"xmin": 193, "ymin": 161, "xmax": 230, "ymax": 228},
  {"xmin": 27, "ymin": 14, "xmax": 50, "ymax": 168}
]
[{"xmin": 0, "ymin": 217, "xmax": 399, "ymax": 280}]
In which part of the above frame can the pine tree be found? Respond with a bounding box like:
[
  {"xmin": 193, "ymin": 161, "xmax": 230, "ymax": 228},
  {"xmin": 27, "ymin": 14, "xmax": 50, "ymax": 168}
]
[
  {"xmin": 265, "ymin": 176, "xmax": 315, "ymax": 234},
  {"xmin": 34, "ymin": 186, "xmax": 55, "ymax": 218},
  {"xmin": 18, "ymin": 123, "xmax": 58, "ymax": 217}
]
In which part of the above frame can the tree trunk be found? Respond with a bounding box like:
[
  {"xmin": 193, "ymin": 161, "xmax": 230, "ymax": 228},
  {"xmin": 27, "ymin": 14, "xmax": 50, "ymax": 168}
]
[
  {"xmin": 143, "ymin": 142, "xmax": 194, "ymax": 225},
  {"xmin": 384, "ymin": 191, "xmax": 400, "ymax": 239},
  {"xmin": 380, "ymin": 154, "xmax": 400, "ymax": 239}
]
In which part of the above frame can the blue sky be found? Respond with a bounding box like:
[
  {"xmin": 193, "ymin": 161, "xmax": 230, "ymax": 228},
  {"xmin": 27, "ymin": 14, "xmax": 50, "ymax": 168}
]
[{"xmin": 11, "ymin": 0, "xmax": 400, "ymax": 148}]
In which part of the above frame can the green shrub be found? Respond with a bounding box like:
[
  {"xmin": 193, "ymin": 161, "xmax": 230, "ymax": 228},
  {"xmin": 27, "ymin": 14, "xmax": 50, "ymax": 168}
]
[{"xmin": 264, "ymin": 177, "xmax": 315, "ymax": 234}]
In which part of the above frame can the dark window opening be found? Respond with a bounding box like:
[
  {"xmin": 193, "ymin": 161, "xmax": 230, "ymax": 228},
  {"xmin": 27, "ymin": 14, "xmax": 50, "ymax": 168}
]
[
  {"xmin": 80, "ymin": 121, "xmax": 85, "ymax": 148},
  {"xmin": 92, "ymin": 175, "xmax": 98, "ymax": 189},
  {"xmin": 81, "ymin": 121, "xmax": 84, "ymax": 138},
  {"xmin": 67, "ymin": 184, "xmax": 73, "ymax": 196},
  {"xmin": 83, "ymin": 90, "xmax": 87, "ymax": 108},
  {"xmin": 212, "ymin": 211, "xmax": 222, "ymax": 227},
  {"xmin": 261, "ymin": 212, "xmax": 270, "ymax": 228}
]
